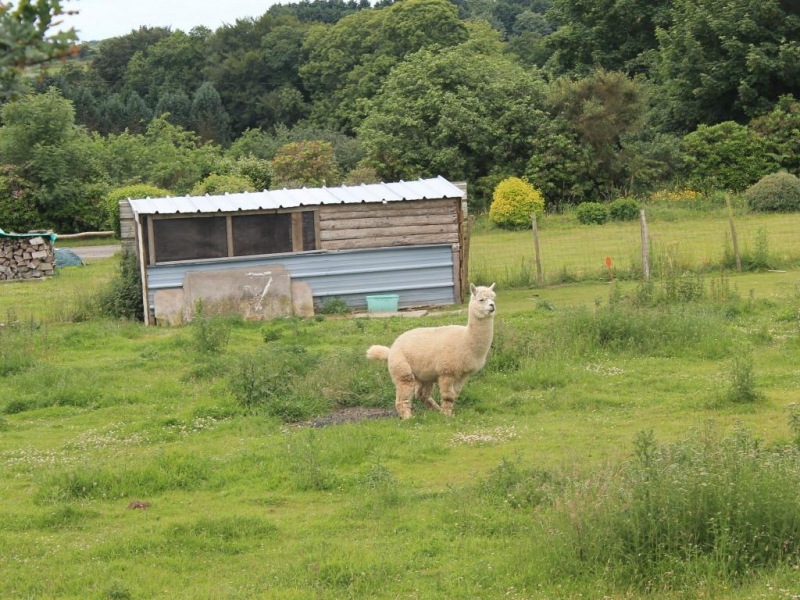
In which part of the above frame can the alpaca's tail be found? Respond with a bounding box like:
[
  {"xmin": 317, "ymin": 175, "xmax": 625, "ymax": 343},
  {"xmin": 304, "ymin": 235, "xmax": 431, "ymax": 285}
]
[{"xmin": 366, "ymin": 345, "xmax": 390, "ymax": 361}]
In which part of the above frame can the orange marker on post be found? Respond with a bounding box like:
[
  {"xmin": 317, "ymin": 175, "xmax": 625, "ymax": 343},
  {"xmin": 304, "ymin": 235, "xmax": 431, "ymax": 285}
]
[{"xmin": 605, "ymin": 255, "xmax": 613, "ymax": 281}]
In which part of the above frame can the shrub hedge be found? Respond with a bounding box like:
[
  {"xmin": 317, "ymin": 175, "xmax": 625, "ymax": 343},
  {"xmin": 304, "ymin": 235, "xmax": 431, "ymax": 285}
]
[
  {"xmin": 744, "ymin": 171, "xmax": 800, "ymax": 212},
  {"xmin": 489, "ymin": 177, "xmax": 545, "ymax": 229},
  {"xmin": 576, "ymin": 201, "xmax": 609, "ymax": 225}
]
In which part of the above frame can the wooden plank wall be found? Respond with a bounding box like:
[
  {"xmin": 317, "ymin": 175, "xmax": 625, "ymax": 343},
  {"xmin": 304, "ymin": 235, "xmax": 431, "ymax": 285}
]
[
  {"xmin": 318, "ymin": 199, "xmax": 460, "ymax": 251},
  {"xmin": 119, "ymin": 200, "xmax": 136, "ymax": 254}
]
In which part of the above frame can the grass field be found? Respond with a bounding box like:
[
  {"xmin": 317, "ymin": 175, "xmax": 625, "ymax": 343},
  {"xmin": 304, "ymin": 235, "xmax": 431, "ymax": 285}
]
[
  {"xmin": 1, "ymin": 216, "xmax": 800, "ymax": 598},
  {"xmin": 470, "ymin": 209, "xmax": 800, "ymax": 287}
]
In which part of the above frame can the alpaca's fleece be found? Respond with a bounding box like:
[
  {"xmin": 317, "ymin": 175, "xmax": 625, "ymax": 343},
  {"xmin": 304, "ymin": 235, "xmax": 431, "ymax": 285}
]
[{"xmin": 367, "ymin": 283, "xmax": 496, "ymax": 419}]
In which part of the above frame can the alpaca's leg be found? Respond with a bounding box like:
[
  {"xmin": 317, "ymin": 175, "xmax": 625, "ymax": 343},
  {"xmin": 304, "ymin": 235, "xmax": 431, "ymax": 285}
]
[
  {"xmin": 388, "ymin": 356, "xmax": 415, "ymax": 419},
  {"xmin": 438, "ymin": 375, "xmax": 458, "ymax": 416},
  {"xmin": 393, "ymin": 376, "xmax": 416, "ymax": 419},
  {"xmin": 415, "ymin": 381, "xmax": 441, "ymax": 412}
]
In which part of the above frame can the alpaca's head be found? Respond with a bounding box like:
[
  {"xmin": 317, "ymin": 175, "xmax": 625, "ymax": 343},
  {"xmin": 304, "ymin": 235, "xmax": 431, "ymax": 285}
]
[{"xmin": 469, "ymin": 283, "xmax": 496, "ymax": 319}]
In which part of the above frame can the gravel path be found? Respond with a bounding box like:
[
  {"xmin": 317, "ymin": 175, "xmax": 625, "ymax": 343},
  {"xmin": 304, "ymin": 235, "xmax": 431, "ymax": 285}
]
[{"xmin": 68, "ymin": 245, "xmax": 121, "ymax": 260}]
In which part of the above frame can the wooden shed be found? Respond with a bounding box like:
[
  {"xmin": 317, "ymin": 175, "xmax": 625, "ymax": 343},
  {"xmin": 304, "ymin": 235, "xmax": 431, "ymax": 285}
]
[{"xmin": 120, "ymin": 177, "xmax": 469, "ymax": 324}]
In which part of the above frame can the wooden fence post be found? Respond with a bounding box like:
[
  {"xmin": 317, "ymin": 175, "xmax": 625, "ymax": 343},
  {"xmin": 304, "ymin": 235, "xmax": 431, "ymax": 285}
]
[
  {"xmin": 725, "ymin": 194, "xmax": 742, "ymax": 272},
  {"xmin": 640, "ymin": 209, "xmax": 650, "ymax": 280},
  {"xmin": 531, "ymin": 212, "xmax": 543, "ymax": 286}
]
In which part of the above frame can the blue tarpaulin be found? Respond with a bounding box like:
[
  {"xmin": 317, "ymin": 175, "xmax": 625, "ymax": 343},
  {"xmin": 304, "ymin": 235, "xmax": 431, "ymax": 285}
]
[{"xmin": 0, "ymin": 228, "xmax": 57, "ymax": 242}]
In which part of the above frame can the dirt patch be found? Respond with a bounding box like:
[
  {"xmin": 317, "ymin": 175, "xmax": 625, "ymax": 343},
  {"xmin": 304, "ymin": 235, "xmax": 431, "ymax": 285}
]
[{"xmin": 297, "ymin": 407, "xmax": 397, "ymax": 428}]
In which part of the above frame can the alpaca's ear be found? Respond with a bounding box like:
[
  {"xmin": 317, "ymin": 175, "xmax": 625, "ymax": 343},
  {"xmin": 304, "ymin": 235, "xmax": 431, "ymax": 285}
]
[
  {"xmin": 489, "ymin": 282, "xmax": 496, "ymax": 290},
  {"xmin": 470, "ymin": 282, "xmax": 477, "ymax": 295}
]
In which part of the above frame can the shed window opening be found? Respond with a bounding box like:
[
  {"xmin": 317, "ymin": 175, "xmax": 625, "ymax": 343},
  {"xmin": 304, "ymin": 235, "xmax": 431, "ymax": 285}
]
[
  {"xmin": 153, "ymin": 216, "xmax": 227, "ymax": 262},
  {"xmin": 232, "ymin": 213, "xmax": 293, "ymax": 256},
  {"xmin": 149, "ymin": 211, "xmax": 317, "ymax": 263}
]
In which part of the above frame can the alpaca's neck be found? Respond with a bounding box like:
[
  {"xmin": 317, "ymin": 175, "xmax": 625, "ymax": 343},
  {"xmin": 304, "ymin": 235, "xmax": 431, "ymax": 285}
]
[{"xmin": 465, "ymin": 312, "xmax": 494, "ymax": 358}]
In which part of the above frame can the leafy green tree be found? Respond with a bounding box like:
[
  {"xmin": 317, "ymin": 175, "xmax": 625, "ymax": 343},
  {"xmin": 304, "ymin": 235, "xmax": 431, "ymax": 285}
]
[
  {"xmin": 271, "ymin": 140, "xmax": 341, "ymax": 188},
  {"xmin": 97, "ymin": 93, "xmax": 128, "ymax": 135},
  {"xmin": 232, "ymin": 155, "xmax": 273, "ymax": 190},
  {"xmin": 267, "ymin": 0, "xmax": 370, "ymax": 24},
  {"xmin": 191, "ymin": 82, "xmax": 231, "ymax": 145},
  {"xmin": 227, "ymin": 127, "xmax": 284, "ymax": 160},
  {"xmin": 542, "ymin": 70, "xmax": 650, "ymax": 198},
  {"xmin": 0, "ymin": 88, "xmax": 108, "ymax": 232},
  {"xmin": 0, "ymin": 0, "xmax": 78, "ymax": 99},
  {"xmin": 525, "ymin": 118, "xmax": 599, "ymax": 208},
  {"xmin": 91, "ymin": 26, "xmax": 172, "ymax": 92},
  {"xmin": 748, "ymin": 95, "xmax": 800, "ymax": 177},
  {"xmin": 31, "ymin": 62, "xmax": 107, "ymax": 130},
  {"xmin": 190, "ymin": 174, "xmax": 255, "ymax": 196},
  {"xmin": 101, "ymin": 116, "xmax": 223, "ymax": 194},
  {"xmin": 681, "ymin": 121, "xmax": 773, "ymax": 192},
  {"xmin": 506, "ymin": 8, "xmax": 557, "ymax": 67},
  {"xmin": 546, "ymin": 0, "xmax": 672, "ymax": 76},
  {"xmin": 123, "ymin": 28, "xmax": 211, "ymax": 105},
  {"xmin": 0, "ymin": 165, "xmax": 36, "ymax": 232},
  {"xmin": 68, "ymin": 85, "xmax": 101, "ymax": 130},
  {"xmin": 154, "ymin": 89, "xmax": 192, "ymax": 129},
  {"xmin": 124, "ymin": 91, "xmax": 152, "ymax": 134},
  {"xmin": 300, "ymin": 9, "xmax": 389, "ymax": 132},
  {"xmin": 358, "ymin": 27, "xmax": 548, "ymax": 207},
  {"xmin": 301, "ymin": 0, "xmax": 468, "ymax": 133},
  {"xmin": 653, "ymin": 0, "xmax": 800, "ymax": 132},
  {"xmin": 205, "ymin": 15, "xmax": 308, "ymax": 134}
]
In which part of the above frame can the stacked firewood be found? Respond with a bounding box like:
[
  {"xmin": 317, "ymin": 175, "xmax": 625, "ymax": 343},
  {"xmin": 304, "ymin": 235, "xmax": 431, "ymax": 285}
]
[{"xmin": 0, "ymin": 236, "xmax": 55, "ymax": 280}]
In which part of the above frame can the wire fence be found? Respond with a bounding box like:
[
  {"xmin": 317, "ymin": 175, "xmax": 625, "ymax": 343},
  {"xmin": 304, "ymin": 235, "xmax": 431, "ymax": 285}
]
[{"xmin": 469, "ymin": 211, "xmax": 800, "ymax": 288}]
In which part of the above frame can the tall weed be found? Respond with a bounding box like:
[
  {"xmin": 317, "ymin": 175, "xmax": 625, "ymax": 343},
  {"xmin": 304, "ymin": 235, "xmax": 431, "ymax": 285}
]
[
  {"xmin": 551, "ymin": 425, "xmax": 800, "ymax": 590},
  {"xmin": 96, "ymin": 253, "xmax": 144, "ymax": 321},
  {"xmin": 190, "ymin": 299, "xmax": 233, "ymax": 355},
  {"xmin": 230, "ymin": 346, "xmax": 326, "ymax": 421},
  {"xmin": 722, "ymin": 345, "xmax": 763, "ymax": 404}
]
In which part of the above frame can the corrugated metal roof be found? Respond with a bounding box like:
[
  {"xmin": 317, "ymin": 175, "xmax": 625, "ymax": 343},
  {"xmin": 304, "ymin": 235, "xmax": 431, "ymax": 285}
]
[{"xmin": 128, "ymin": 176, "xmax": 464, "ymax": 216}]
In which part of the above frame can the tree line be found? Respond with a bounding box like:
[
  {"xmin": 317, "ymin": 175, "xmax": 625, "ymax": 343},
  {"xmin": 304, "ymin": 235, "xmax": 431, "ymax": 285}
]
[{"xmin": 1, "ymin": 0, "xmax": 799, "ymax": 233}]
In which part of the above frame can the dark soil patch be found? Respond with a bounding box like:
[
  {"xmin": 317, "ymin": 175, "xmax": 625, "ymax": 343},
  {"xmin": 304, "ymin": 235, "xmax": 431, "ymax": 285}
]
[{"xmin": 299, "ymin": 407, "xmax": 397, "ymax": 428}]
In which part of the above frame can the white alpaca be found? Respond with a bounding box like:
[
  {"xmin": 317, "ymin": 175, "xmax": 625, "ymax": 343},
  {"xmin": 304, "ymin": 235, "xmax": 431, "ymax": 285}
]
[{"xmin": 366, "ymin": 283, "xmax": 496, "ymax": 419}]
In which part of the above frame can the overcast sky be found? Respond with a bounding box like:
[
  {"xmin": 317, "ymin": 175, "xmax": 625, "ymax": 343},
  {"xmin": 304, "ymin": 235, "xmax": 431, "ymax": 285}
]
[{"xmin": 59, "ymin": 0, "xmax": 283, "ymax": 42}]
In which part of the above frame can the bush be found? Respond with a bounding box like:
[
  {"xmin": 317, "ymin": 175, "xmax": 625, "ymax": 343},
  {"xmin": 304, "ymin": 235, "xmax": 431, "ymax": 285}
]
[
  {"xmin": 608, "ymin": 197, "xmax": 640, "ymax": 221},
  {"xmin": 97, "ymin": 253, "xmax": 144, "ymax": 321},
  {"xmin": 230, "ymin": 347, "xmax": 326, "ymax": 422},
  {"xmin": 681, "ymin": 121, "xmax": 772, "ymax": 192},
  {"xmin": 233, "ymin": 155, "xmax": 273, "ymax": 191},
  {"xmin": 190, "ymin": 300, "xmax": 232, "ymax": 355},
  {"xmin": 190, "ymin": 174, "xmax": 255, "ymax": 196},
  {"xmin": 744, "ymin": 171, "xmax": 800, "ymax": 213},
  {"xmin": 271, "ymin": 140, "xmax": 341, "ymax": 189},
  {"xmin": 488, "ymin": 177, "xmax": 545, "ymax": 229},
  {"xmin": 105, "ymin": 184, "xmax": 171, "ymax": 237},
  {"xmin": 344, "ymin": 163, "xmax": 381, "ymax": 186},
  {"xmin": 575, "ymin": 201, "xmax": 608, "ymax": 225}
]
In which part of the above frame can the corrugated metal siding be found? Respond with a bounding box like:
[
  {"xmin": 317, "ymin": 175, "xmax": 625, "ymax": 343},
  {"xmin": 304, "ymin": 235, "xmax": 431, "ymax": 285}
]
[
  {"xmin": 128, "ymin": 176, "xmax": 464, "ymax": 215},
  {"xmin": 146, "ymin": 244, "xmax": 455, "ymax": 314}
]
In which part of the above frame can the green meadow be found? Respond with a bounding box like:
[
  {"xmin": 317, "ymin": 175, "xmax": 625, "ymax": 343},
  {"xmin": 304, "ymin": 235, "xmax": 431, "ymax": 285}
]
[{"xmin": 1, "ymin": 212, "xmax": 800, "ymax": 599}]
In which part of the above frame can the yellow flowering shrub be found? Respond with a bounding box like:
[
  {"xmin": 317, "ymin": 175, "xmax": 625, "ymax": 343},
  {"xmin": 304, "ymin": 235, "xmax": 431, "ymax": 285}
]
[
  {"xmin": 649, "ymin": 189, "xmax": 703, "ymax": 203},
  {"xmin": 489, "ymin": 177, "xmax": 545, "ymax": 229}
]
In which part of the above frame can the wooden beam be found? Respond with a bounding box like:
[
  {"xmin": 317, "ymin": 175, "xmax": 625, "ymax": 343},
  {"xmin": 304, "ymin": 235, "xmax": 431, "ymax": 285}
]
[
  {"xmin": 320, "ymin": 223, "xmax": 458, "ymax": 242},
  {"xmin": 226, "ymin": 216, "xmax": 234, "ymax": 257},
  {"xmin": 321, "ymin": 233, "xmax": 460, "ymax": 250},
  {"xmin": 321, "ymin": 214, "xmax": 457, "ymax": 230},
  {"xmin": 146, "ymin": 215, "xmax": 156, "ymax": 266},
  {"xmin": 291, "ymin": 212, "xmax": 304, "ymax": 252}
]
